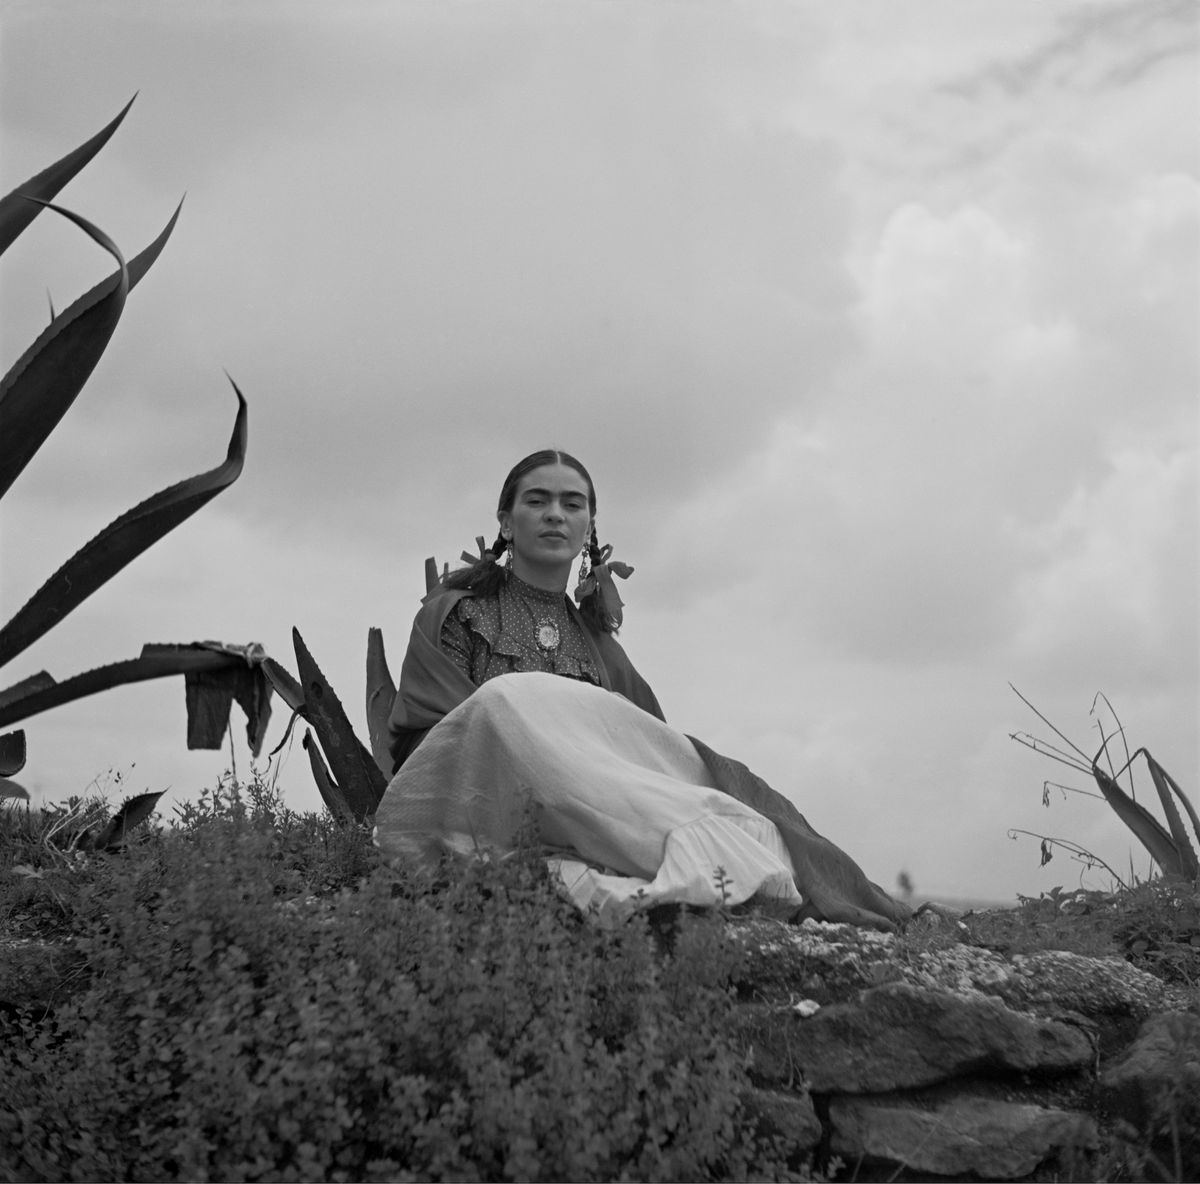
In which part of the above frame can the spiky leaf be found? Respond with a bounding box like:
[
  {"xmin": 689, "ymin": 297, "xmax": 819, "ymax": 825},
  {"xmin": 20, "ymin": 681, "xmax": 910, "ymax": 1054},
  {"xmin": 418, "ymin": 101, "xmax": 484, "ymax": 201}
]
[
  {"xmin": 262, "ymin": 658, "xmax": 305, "ymax": 714},
  {"xmin": 0, "ymin": 730, "xmax": 26, "ymax": 776},
  {"xmin": 302, "ymin": 731, "xmax": 355, "ymax": 824},
  {"xmin": 291, "ymin": 628, "xmax": 384, "ymax": 821},
  {"xmin": 1092, "ymin": 760, "xmax": 1184, "ymax": 876},
  {"xmin": 85, "ymin": 789, "xmax": 164, "ymax": 851},
  {"xmin": 0, "ymin": 777, "xmax": 28, "ymax": 800},
  {"xmin": 0, "ymin": 203, "xmax": 128, "ymax": 499},
  {"xmin": 0, "ymin": 383, "xmax": 247, "ymax": 668},
  {"xmin": 365, "ymin": 627, "xmax": 396, "ymax": 778},
  {"xmin": 1140, "ymin": 750, "xmax": 1200, "ymax": 879},
  {"xmin": 0, "ymin": 200, "xmax": 182, "ymax": 506},
  {"xmin": 0, "ymin": 95, "xmax": 135, "ymax": 256}
]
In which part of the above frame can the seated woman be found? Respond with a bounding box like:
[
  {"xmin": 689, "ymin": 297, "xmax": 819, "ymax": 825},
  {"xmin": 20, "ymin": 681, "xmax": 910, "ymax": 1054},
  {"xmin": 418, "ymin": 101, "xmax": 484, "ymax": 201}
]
[{"xmin": 375, "ymin": 449, "xmax": 910, "ymax": 931}]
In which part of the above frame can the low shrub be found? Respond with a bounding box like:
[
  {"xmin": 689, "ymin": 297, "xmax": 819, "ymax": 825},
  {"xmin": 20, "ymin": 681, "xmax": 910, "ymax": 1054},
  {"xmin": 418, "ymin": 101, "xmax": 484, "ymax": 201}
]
[{"xmin": 0, "ymin": 777, "xmax": 792, "ymax": 1182}]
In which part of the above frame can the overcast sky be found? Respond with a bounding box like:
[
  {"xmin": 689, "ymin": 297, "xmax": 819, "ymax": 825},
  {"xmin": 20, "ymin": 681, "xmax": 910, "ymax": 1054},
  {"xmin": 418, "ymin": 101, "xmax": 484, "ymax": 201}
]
[{"xmin": 2, "ymin": 1, "xmax": 1196, "ymax": 903}]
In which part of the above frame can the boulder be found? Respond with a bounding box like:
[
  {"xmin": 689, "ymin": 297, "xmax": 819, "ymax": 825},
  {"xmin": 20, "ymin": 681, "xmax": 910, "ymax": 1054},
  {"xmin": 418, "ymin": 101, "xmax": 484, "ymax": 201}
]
[
  {"xmin": 829, "ymin": 1094, "xmax": 1098, "ymax": 1180},
  {"xmin": 740, "ymin": 981, "xmax": 1093, "ymax": 1092}
]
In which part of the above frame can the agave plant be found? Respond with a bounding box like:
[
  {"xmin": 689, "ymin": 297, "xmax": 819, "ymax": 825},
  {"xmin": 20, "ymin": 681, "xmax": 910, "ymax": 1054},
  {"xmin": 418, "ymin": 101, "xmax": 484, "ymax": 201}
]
[
  {"xmin": 0, "ymin": 98, "xmax": 272, "ymax": 790},
  {"xmin": 258, "ymin": 629, "xmax": 387, "ymax": 825},
  {"xmin": 259, "ymin": 550, "xmax": 461, "ymax": 824},
  {"xmin": 1011, "ymin": 686, "xmax": 1199, "ymax": 881}
]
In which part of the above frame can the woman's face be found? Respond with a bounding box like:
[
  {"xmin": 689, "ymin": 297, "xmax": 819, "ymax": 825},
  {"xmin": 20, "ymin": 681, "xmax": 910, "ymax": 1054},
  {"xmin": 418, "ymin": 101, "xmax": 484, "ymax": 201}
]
[{"xmin": 499, "ymin": 462, "xmax": 593, "ymax": 582}]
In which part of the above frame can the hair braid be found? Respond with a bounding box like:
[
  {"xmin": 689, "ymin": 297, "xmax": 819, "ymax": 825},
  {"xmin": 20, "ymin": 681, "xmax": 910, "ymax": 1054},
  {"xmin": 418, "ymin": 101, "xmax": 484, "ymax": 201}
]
[{"xmin": 442, "ymin": 530, "xmax": 510, "ymax": 595}]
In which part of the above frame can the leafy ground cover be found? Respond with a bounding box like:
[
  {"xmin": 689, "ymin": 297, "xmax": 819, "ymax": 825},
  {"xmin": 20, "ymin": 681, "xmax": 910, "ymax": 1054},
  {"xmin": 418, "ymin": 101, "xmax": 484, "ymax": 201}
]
[
  {"xmin": 0, "ymin": 773, "xmax": 802, "ymax": 1182},
  {"xmin": 2, "ymin": 771, "xmax": 1198, "ymax": 1182}
]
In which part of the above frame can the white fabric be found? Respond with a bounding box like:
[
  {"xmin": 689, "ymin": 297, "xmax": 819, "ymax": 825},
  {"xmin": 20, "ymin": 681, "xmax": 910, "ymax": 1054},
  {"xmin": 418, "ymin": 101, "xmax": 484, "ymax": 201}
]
[{"xmin": 373, "ymin": 672, "xmax": 803, "ymax": 924}]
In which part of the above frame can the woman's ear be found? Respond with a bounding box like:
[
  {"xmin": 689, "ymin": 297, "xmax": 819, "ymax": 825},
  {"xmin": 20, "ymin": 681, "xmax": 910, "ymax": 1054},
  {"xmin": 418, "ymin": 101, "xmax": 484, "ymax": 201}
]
[{"xmin": 498, "ymin": 511, "xmax": 513, "ymax": 540}]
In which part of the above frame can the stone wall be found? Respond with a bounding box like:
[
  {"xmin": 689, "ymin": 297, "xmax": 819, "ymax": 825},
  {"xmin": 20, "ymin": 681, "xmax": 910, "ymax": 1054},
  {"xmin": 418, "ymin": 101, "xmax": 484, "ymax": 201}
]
[{"xmin": 727, "ymin": 914, "xmax": 1199, "ymax": 1180}]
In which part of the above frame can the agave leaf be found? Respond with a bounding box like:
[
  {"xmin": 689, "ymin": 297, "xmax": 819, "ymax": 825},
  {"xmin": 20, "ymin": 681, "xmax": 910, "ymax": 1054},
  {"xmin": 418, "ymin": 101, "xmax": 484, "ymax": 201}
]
[
  {"xmin": 0, "ymin": 729, "xmax": 26, "ymax": 776},
  {"xmin": 291, "ymin": 628, "xmax": 385, "ymax": 821},
  {"xmin": 1092, "ymin": 759, "xmax": 1184, "ymax": 876},
  {"xmin": 87, "ymin": 789, "xmax": 164, "ymax": 851},
  {"xmin": 0, "ymin": 643, "xmax": 270, "ymax": 753},
  {"xmin": 0, "ymin": 777, "xmax": 29, "ymax": 800},
  {"xmin": 0, "ymin": 202, "xmax": 128, "ymax": 500},
  {"xmin": 0, "ymin": 201, "xmax": 183, "ymax": 505},
  {"xmin": 1139, "ymin": 749, "xmax": 1200, "ymax": 879},
  {"xmin": 0, "ymin": 672, "xmax": 56, "ymax": 713},
  {"xmin": 0, "ymin": 95, "xmax": 136, "ymax": 256},
  {"xmin": 0, "ymin": 383, "xmax": 247, "ymax": 669},
  {"xmin": 302, "ymin": 730, "xmax": 355, "ymax": 824},
  {"xmin": 262, "ymin": 658, "xmax": 305, "ymax": 714},
  {"xmin": 365, "ymin": 627, "xmax": 397, "ymax": 778}
]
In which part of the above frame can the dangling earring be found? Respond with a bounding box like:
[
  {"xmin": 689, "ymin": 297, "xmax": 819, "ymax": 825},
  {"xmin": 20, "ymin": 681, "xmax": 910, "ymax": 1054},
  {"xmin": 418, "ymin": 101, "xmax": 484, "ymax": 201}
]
[
  {"xmin": 577, "ymin": 541, "xmax": 591, "ymax": 585},
  {"xmin": 503, "ymin": 534, "xmax": 513, "ymax": 571}
]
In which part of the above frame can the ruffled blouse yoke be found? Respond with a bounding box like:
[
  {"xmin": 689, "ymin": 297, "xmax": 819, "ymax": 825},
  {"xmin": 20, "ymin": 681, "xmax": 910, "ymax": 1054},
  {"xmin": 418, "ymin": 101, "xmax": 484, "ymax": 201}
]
[{"xmin": 439, "ymin": 571, "xmax": 603, "ymax": 688}]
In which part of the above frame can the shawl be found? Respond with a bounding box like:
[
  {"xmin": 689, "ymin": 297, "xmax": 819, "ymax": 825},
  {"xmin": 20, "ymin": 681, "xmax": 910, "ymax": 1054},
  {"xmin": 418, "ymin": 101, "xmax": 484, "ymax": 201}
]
[{"xmin": 386, "ymin": 586, "xmax": 663, "ymax": 770}]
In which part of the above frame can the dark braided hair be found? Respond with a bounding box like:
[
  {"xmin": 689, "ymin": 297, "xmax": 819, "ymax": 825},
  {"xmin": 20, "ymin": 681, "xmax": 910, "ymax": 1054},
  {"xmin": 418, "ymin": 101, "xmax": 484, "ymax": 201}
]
[{"xmin": 442, "ymin": 450, "xmax": 617, "ymax": 633}]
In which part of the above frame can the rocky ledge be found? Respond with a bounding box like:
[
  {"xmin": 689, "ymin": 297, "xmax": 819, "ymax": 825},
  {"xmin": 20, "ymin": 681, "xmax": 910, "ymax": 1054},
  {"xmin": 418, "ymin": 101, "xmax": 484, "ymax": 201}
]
[{"xmin": 730, "ymin": 913, "xmax": 1200, "ymax": 1180}]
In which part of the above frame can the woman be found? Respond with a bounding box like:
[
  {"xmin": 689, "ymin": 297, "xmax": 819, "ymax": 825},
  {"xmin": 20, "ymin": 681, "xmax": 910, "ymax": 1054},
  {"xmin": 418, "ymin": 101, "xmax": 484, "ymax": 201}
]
[{"xmin": 376, "ymin": 450, "xmax": 909, "ymax": 930}]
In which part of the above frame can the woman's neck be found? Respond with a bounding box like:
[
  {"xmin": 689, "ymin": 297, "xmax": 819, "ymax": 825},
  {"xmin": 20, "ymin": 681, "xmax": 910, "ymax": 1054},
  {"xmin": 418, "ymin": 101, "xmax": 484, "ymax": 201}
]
[{"xmin": 510, "ymin": 555, "xmax": 570, "ymax": 595}]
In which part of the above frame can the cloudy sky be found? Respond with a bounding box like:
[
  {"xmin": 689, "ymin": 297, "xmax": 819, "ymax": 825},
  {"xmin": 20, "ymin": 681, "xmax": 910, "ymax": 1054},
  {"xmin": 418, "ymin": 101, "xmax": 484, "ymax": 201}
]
[{"xmin": 2, "ymin": 1, "xmax": 1196, "ymax": 903}]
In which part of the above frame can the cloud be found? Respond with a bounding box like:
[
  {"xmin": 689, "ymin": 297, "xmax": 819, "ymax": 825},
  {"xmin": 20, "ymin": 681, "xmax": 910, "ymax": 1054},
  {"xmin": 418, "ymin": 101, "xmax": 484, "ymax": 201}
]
[
  {"xmin": 1011, "ymin": 446, "xmax": 1198, "ymax": 691},
  {"xmin": 2, "ymin": 4, "xmax": 1195, "ymax": 904}
]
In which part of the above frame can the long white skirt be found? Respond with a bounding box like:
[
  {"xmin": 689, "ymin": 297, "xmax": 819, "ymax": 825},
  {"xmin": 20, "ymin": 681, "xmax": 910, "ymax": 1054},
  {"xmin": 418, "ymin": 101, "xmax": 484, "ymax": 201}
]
[{"xmin": 373, "ymin": 672, "xmax": 803, "ymax": 924}]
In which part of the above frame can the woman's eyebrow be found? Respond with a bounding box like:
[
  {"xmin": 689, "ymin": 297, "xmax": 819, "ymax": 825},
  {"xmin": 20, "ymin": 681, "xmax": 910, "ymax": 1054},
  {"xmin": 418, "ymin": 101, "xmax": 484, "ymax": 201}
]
[{"xmin": 520, "ymin": 486, "xmax": 588, "ymax": 500}]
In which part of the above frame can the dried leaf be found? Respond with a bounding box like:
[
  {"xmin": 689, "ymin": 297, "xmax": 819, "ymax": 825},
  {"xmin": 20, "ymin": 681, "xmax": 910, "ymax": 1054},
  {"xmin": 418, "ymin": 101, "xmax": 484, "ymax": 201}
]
[
  {"xmin": 183, "ymin": 646, "xmax": 273, "ymax": 756},
  {"xmin": 0, "ymin": 382, "xmax": 246, "ymax": 668}
]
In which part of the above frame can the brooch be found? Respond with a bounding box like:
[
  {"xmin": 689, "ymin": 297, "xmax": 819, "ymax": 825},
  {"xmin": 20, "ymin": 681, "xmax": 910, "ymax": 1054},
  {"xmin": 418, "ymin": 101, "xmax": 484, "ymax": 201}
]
[{"xmin": 536, "ymin": 622, "xmax": 561, "ymax": 651}]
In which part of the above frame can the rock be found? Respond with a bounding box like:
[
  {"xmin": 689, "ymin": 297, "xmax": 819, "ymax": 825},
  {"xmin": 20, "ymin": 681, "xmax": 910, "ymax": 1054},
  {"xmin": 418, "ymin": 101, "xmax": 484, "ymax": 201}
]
[
  {"xmin": 742, "ymin": 1087, "xmax": 822, "ymax": 1159},
  {"xmin": 740, "ymin": 982, "xmax": 1092, "ymax": 1092},
  {"xmin": 829, "ymin": 1095, "xmax": 1098, "ymax": 1179},
  {"xmin": 727, "ymin": 917, "xmax": 901, "ymax": 1002},
  {"xmin": 993, "ymin": 948, "xmax": 1185, "ymax": 1020},
  {"xmin": 1100, "ymin": 1011, "xmax": 1200, "ymax": 1130}
]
